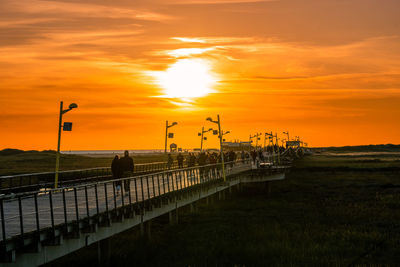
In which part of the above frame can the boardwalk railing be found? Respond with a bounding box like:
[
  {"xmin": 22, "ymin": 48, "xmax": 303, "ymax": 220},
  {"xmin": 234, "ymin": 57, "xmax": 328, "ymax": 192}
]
[
  {"xmin": 0, "ymin": 161, "xmax": 183, "ymax": 194},
  {"xmin": 0, "ymin": 160, "xmax": 253, "ymax": 249}
]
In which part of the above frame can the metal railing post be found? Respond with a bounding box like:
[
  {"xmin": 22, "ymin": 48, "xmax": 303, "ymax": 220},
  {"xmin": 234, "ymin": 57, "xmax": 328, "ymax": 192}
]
[
  {"xmin": 62, "ymin": 189, "xmax": 67, "ymax": 229},
  {"xmin": 34, "ymin": 193, "xmax": 40, "ymax": 234},
  {"xmin": 18, "ymin": 196, "xmax": 24, "ymax": 239},
  {"xmin": 0, "ymin": 199, "xmax": 6, "ymax": 241}
]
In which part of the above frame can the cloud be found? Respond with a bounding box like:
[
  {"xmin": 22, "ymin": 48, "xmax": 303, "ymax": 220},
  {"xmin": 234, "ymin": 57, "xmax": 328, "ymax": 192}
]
[
  {"xmin": 167, "ymin": 0, "xmax": 276, "ymax": 4},
  {"xmin": 1, "ymin": 0, "xmax": 400, "ymax": 148},
  {"xmin": 4, "ymin": 0, "xmax": 171, "ymax": 21}
]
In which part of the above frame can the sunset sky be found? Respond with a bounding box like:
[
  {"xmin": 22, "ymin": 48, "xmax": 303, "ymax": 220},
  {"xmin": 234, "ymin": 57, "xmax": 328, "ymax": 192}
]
[{"xmin": 1, "ymin": 0, "xmax": 399, "ymax": 150}]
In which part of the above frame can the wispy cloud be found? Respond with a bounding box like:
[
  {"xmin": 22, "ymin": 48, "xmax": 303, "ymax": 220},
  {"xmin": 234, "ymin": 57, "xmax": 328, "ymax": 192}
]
[
  {"xmin": 5, "ymin": 0, "xmax": 172, "ymax": 21},
  {"xmin": 168, "ymin": 0, "xmax": 277, "ymax": 4},
  {"xmin": 171, "ymin": 37, "xmax": 206, "ymax": 43}
]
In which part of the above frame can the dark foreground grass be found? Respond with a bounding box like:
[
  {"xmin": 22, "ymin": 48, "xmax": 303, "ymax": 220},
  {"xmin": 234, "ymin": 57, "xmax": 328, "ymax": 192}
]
[{"xmin": 50, "ymin": 155, "xmax": 400, "ymax": 266}]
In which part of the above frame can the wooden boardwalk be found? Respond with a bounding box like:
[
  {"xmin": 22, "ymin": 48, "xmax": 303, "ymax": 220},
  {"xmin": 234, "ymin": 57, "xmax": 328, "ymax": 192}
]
[{"xmin": 0, "ymin": 163, "xmax": 251, "ymax": 241}]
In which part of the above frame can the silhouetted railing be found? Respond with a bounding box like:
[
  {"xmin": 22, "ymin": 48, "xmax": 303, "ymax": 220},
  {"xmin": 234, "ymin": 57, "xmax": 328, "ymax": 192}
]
[
  {"xmin": 0, "ymin": 160, "xmax": 253, "ymax": 244},
  {"xmin": 0, "ymin": 161, "xmax": 184, "ymax": 194}
]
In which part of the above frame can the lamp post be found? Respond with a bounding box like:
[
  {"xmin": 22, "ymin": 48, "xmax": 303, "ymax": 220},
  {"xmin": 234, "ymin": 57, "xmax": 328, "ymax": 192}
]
[
  {"xmin": 248, "ymin": 135, "xmax": 252, "ymax": 151},
  {"xmin": 199, "ymin": 127, "xmax": 213, "ymax": 152},
  {"xmin": 283, "ymin": 131, "xmax": 290, "ymax": 141},
  {"xmin": 206, "ymin": 115, "xmax": 226, "ymax": 182},
  {"xmin": 249, "ymin": 133, "xmax": 261, "ymax": 150},
  {"xmin": 263, "ymin": 132, "xmax": 270, "ymax": 150},
  {"xmin": 281, "ymin": 138, "xmax": 286, "ymax": 147},
  {"xmin": 275, "ymin": 132, "xmax": 281, "ymax": 165},
  {"xmin": 265, "ymin": 132, "xmax": 275, "ymax": 164},
  {"xmin": 55, "ymin": 101, "xmax": 78, "ymax": 188},
  {"xmin": 165, "ymin": 120, "xmax": 178, "ymax": 153}
]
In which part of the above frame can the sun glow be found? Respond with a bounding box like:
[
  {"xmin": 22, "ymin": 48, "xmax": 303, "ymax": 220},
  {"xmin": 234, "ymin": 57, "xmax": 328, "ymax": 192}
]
[{"xmin": 153, "ymin": 59, "xmax": 217, "ymax": 99}]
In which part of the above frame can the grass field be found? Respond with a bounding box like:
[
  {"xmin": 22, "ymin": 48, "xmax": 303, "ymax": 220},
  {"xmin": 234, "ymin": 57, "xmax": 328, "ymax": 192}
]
[
  {"xmin": 49, "ymin": 151, "xmax": 400, "ymax": 266},
  {"xmin": 0, "ymin": 149, "xmax": 168, "ymax": 176}
]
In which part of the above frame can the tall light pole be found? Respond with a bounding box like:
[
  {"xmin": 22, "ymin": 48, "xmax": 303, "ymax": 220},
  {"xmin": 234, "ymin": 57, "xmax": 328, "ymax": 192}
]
[
  {"xmin": 165, "ymin": 120, "xmax": 178, "ymax": 153},
  {"xmin": 199, "ymin": 127, "xmax": 213, "ymax": 152},
  {"xmin": 283, "ymin": 131, "xmax": 290, "ymax": 143},
  {"xmin": 55, "ymin": 101, "xmax": 78, "ymax": 188},
  {"xmin": 248, "ymin": 135, "xmax": 252, "ymax": 151},
  {"xmin": 206, "ymin": 115, "xmax": 226, "ymax": 182},
  {"xmin": 265, "ymin": 132, "xmax": 275, "ymax": 164},
  {"xmin": 249, "ymin": 133, "xmax": 261, "ymax": 150},
  {"xmin": 275, "ymin": 132, "xmax": 281, "ymax": 165},
  {"xmin": 263, "ymin": 132, "xmax": 271, "ymax": 150}
]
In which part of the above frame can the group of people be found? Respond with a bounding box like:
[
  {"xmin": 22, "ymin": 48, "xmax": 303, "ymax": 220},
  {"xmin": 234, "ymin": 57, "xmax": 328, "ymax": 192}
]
[
  {"xmin": 109, "ymin": 147, "xmax": 288, "ymax": 196},
  {"xmin": 111, "ymin": 150, "xmax": 134, "ymax": 195},
  {"xmin": 167, "ymin": 150, "xmax": 244, "ymax": 171},
  {"xmin": 110, "ymin": 150, "xmax": 249, "ymax": 194},
  {"xmin": 249, "ymin": 145, "xmax": 286, "ymax": 165}
]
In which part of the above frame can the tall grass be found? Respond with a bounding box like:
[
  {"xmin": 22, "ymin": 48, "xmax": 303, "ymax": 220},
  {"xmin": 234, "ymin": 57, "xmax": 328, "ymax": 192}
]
[{"xmin": 50, "ymin": 154, "xmax": 400, "ymax": 266}]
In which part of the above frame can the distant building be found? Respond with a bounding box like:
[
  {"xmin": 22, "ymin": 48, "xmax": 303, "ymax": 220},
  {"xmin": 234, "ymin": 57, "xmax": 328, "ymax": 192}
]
[
  {"xmin": 170, "ymin": 143, "xmax": 177, "ymax": 152},
  {"xmin": 222, "ymin": 141, "xmax": 252, "ymax": 151}
]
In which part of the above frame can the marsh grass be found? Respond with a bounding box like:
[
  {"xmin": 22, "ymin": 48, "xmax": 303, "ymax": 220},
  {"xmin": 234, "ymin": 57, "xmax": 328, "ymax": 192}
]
[
  {"xmin": 50, "ymin": 153, "xmax": 400, "ymax": 266},
  {"xmin": 0, "ymin": 151, "xmax": 167, "ymax": 175}
]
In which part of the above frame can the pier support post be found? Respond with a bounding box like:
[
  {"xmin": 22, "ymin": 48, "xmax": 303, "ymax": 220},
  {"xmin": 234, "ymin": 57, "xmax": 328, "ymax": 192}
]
[
  {"xmin": 190, "ymin": 203, "xmax": 194, "ymax": 213},
  {"xmin": 266, "ymin": 181, "xmax": 271, "ymax": 195},
  {"xmin": 140, "ymin": 216, "xmax": 144, "ymax": 236},
  {"xmin": 146, "ymin": 221, "xmax": 152, "ymax": 240},
  {"xmin": 97, "ymin": 238, "xmax": 110, "ymax": 267},
  {"xmin": 169, "ymin": 210, "xmax": 178, "ymax": 225},
  {"xmin": 0, "ymin": 250, "xmax": 16, "ymax": 263},
  {"xmin": 169, "ymin": 211, "xmax": 173, "ymax": 225},
  {"xmin": 190, "ymin": 202, "xmax": 197, "ymax": 213}
]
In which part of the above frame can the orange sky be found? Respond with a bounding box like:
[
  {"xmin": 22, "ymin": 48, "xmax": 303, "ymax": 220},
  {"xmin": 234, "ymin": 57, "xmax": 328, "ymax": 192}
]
[{"xmin": 1, "ymin": 0, "xmax": 400, "ymax": 150}]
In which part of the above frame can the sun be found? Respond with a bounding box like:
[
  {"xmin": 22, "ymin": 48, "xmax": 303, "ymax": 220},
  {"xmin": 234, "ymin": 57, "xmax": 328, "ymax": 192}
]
[{"xmin": 153, "ymin": 59, "xmax": 217, "ymax": 99}]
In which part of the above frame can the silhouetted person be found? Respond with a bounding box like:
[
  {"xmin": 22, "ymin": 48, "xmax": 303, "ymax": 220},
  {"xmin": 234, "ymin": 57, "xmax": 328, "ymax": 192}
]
[
  {"xmin": 197, "ymin": 152, "xmax": 207, "ymax": 180},
  {"xmin": 191, "ymin": 153, "xmax": 197, "ymax": 167},
  {"xmin": 187, "ymin": 153, "xmax": 195, "ymax": 167},
  {"xmin": 258, "ymin": 149, "xmax": 264, "ymax": 162},
  {"xmin": 177, "ymin": 153, "xmax": 184, "ymax": 168},
  {"xmin": 241, "ymin": 150, "xmax": 245, "ymax": 161},
  {"xmin": 111, "ymin": 155, "xmax": 122, "ymax": 195},
  {"xmin": 167, "ymin": 153, "xmax": 173, "ymax": 169},
  {"xmin": 120, "ymin": 150, "xmax": 134, "ymax": 193},
  {"xmin": 251, "ymin": 150, "xmax": 257, "ymax": 164}
]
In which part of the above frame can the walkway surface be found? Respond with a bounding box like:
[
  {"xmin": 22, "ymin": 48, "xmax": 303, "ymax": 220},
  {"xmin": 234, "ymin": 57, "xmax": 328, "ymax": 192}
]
[{"xmin": 1, "ymin": 162, "xmax": 250, "ymax": 241}]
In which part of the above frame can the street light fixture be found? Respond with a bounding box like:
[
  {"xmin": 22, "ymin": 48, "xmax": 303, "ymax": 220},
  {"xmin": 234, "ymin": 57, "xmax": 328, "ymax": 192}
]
[
  {"xmin": 249, "ymin": 133, "xmax": 262, "ymax": 150},
  {"xmin": 199, "ymin": 127, "xmax": 213, "ymax": 152},
  {"xmin": 265, "ymin": 132, "xmax": 277, "ymax": 164},
  {"xmin": 275, "ymin": 132, "xmax": 281, "ymax": 165},
  {"xmin": 281, "ymin": 138, "xmax": 286, "ymax": 147},
  {"xmin": 221, "ymin": 130, "xmax": 230, "ymax": 142},
  {"xmin": 165, "ymin": 120, "xmax": 178, "ymax": 153},
  {"xmin": 55, "ymin": 101, "xmax": 78, "ymax": 188},
  {"xmin": 206, "ymin": 114, "xmax": 226, "ymax": 182},
  {"xmin": 283, "ymin": 131, "xmax": 290, "ymax": 141}
]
